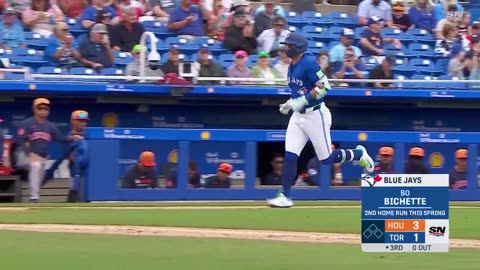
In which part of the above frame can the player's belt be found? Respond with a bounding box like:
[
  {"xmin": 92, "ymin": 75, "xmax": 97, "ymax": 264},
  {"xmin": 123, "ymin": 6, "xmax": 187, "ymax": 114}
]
[{"xmin": 300, "ymin": 103, "xmax": 321, "ymax": 114}]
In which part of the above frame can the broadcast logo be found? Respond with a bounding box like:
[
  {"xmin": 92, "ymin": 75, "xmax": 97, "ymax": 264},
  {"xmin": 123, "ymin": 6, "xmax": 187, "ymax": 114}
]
[
  {"xmin": 429, "ymin": 226, "xmax": 446, "ymax": 237},
  {"xmin": 362, "ymin": 174, "xmax": 383, "ymax": 187}
]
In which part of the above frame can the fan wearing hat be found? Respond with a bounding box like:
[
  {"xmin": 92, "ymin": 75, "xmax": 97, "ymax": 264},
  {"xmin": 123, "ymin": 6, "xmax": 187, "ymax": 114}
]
[
  {"xmin": 126, "ymin": 44, "xmax": 165, "ymax": 80},
  {"xmin": 204, "ymin": 162, "xmax": 232, "ymax": 188},
  {"xmin": 192, "ymin": 44, "xmax": 226, "ymax": 85},
  {"xmin": 223, "ymin": 7, "xmax": 257, "ymax": 54},
  {"xmin": 374, "ymin": 146, "xmax": 394, "ymax": 174},
  {"xmin": 78, "ymin": 23, "xmax": 114, "ymax": 71},
  {"xmin": 391, "ymin": 3, "xmax": 412, "ymax": 31},
  {"xmin": 0, "ymin": 7, "xmax": 26, "ymax": 49},
  {"xmin": 359, "ymin": 16, "xmax": 402, "ymax": 56},
  {"xmin": 329, "ymin": 28, "xmax": 362, "ymax": 63},
  {"xmin": 253, "ymin": 0, "xmax": 281, "ymax": 37},
  {"xmin": 226, "ymin": 50, "xmax": 252, "ymax": 79},
  {"xmin": 251, "ymin": 51, "xmax": 283, "ymax": 85},
  {"xmin": 17, "ymin": 98, "xmax": 83, "ymax": 203},
  {"xmin": 121, "ymin": 151, "xmax": 159, "ymax": 189},
  {"xmin": 160, "ymin": 45, "xmax": 182, "ymax": 75},
  {"xmin": 404, "ymin": 147, "xmax": 429, "ymax": 174},
  {"xmin": 80, "ymin": 0, "xmax": 119, "ymax": 29},
  {"xmin": 449, "ymin": 149, "xmax": 467, "ymax": 189}
]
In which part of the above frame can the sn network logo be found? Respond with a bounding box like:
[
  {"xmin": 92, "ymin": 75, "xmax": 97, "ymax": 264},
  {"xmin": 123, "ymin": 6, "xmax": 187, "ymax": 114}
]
[{"xmin": 362, "ymin": 174, "xmax": 383, "ymax": 187}]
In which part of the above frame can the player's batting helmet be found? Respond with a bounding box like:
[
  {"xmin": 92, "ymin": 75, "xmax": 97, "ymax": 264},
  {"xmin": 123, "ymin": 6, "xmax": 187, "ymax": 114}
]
[{"xmin": 281, "ymin": 33, "xmax": 308, "ymax": 58}]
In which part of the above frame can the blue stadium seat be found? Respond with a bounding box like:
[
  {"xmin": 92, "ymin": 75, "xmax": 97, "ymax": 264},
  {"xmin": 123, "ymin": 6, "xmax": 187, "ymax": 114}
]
[
  {"xmin": 392, "ymin": 62, "xmax": 415, "ymax": 77},
  {"xmin": 0, "ymin": 48, "xmax": 9, "ymax": 57},
  {"xmin": 69, "ymin": 67, "xmax": 97, "ymax": 75},
  {"xmin": 65, "ymin": 17, "xmax": 87, "ymax": 36},
  {"xmin": 195, "ymin": 37, "xmax": 218, "ymax": 46},
  {"xmin": 142, "ymin": 21, "xmax": 172, "ymax": 39},
  {"xmin": 311, "ymin": 17, "xmax": 334, "ymax": 28},
  {"xmin": 409, "ymin": 74, "xmax": 440, "ymax": 89},
  {"xmin": 394, "ymin": 74, "xmax": 409, "ymax": 88},
  {"xmin": 362, "ymin": 56, "xmax": 380, "ymax": 70},
  {"xmin": 328, "ymin": 12, "xmax": 356, "ymax": 28},
  {"xmin": 408, "ymin": 43, "xmax": 434, "ymax": 56},
  {"xmin": 309, "ymin": 32, "xmax": 336, "ymax": 43},
  {"xmin": 407, "ymin": 28, "xmax": 436, "ymax": 46},
  {"xmin": 11, "ymin": 48, "xmax": 47, "ymax": 68},
  {"xmin": 25, "ymin": 32, "xmax": 48, "ymax": 50},
  {"xmin": 287, "ymin": 17, "xmax": 309, "ymax": 28},
  {"xmin": 328, "ymin": 26, "xmax": 344, "ymax": 37},
  {"xmin": 37, "ymin": 66, "xmax": 66, "ymax": 74},
  {"xmin": 435, "ymin": 58, "xmax": 450, "ymax": 71},
  {"xmin": 409, "ymin": 58, "xmax": 444, "ymax": 75},
  {"xmin": 114, "ymin": 52, "xmax": 135, "ymax": 67},
  {"xmin": 303, "ymin": 25, "xmax": 324, "ymax": 35},
  {"xmin": 307, "ymin": 41, "xmax": 328, "ymax": 51},
  {"xmin": 101, "ymin": 68, "xmax": 124, "ymax": 75},
  {"xmin": 380, "ymin": 28, "xmax": 414, "ymax": 45},
  {"xmin": 218, "ymin": 54, "xmax": 234, "ymax": 64},
  {"xmin": 438, "ymin": 75, "xmax": 468, "ymax": 89},
  {"xmin": 285, "ymin": 11, "xmax": 300, "ymax": 19},
  {"xmin": 302, "ymin": 11, "xmax": 323, "ymax": 20},
  {"xmin": 191, "ymin": 54, "xmax": 216, "ymax": 62},
  {"xmin": 382, "ymin": 44, "xmax": 402, "ymax": 56},
  {"xmin": 165, "ymin": 37, "xmax": 194, "ymax": 46},
  {"xmin": 3, "ymin": 72, "xmax": 25, "ymax": 80}
]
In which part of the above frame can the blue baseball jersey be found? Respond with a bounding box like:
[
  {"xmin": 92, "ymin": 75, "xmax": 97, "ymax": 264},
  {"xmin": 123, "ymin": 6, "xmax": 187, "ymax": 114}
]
[
  {"xmin": 288, "ymin": 54, "xmax": 330, "ymax": 109},
  {"xmin": 17, "ymin": 117, "xmax": 67, "ymax": 157}
]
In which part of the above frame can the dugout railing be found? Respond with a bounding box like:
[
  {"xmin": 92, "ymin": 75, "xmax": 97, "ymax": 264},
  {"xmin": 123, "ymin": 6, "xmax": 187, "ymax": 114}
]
[{"xmin": 84, "ymin": 128, "xmax": 479, "ymax": 202}]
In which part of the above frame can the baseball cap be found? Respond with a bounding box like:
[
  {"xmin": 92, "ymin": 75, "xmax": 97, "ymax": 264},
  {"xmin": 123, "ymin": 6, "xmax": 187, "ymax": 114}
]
[
  {"xmin": 218, "ymin": 163, "xmax": 233, "ymax": 174},
  {"xmin": 455, "ymin": 149, "xmax": 467, "ymax": 159},
  {"xmin": 91, "ymin": 23, "xmax": 108, "ymax": 33},
  {"xmin": 132, "ymin": 44, "xmax": 146, "ymax": 54},
  {"xmin": 258, "ymin": 51, "xmax": 270, "ymax": 58},
  {"xmin": 169, "ymin": 44, "xmax": 180, "ymax": 52},
  {"xmin": 281, "ymin": 33, "xmax": 308, "ymax": 48},
  {"xmin": 71, "ymin": 110, "xmax": 89, "ymax": 120},
  {"xmin": 199, "ymin": 44, "xmax": 210, "ymax": 52},
  {"xmin": 368, "ymin": 16, "xmax": 383, "ymax": 25},
  {"xmin": 342, "ymin": 28, "xmax": 354, "ymax": 37},
  {"xmin": 379, "ymin": 146, "xmax": 394, "ymax": 156},
  {"xmin": 234, "ymin": 7, "xmax": 246, "ymax": 16},
  {"xmin": 232, "ymin": 0, "xmax": 249, "ymax": 7},
  {"xmin": 235, "ymin": 50, "xmax": 248, "ymax": 58},
  {"xmin": 409, "ymin": 147, "xmax": 424, "ymax": 157},
  {"xmin": 3, "ymin": 7, "xmax": 16, "ymax": 15},
  {"xmin": 139, "ymin": 151, "xmax": 156, "ymax": 167},
  {"xmin": 392, "ymin": 3, "xmax": 405, "ymax": 12},
  {"xmin": 33, "ymin": 98, "xmax": 50, "ymax": 107}
]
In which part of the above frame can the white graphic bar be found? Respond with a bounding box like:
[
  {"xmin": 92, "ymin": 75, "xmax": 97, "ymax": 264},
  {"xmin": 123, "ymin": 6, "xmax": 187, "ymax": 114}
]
[
  {"xmin": 362, "ymin": 243, "xmax": 449, "ymax": 252},
  {"xmin": 361, "ymin": 174, "xmax": 449, "ymax": 187}
]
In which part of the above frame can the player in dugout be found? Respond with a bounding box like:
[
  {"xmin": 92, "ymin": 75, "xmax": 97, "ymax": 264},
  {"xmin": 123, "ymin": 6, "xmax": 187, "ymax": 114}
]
[
  {"xmin": 43, "ymin": 110, "xmax": 90, "ymax": 202},
  {"xmin": 166, "ymin": 159, "xmax": 202, "ymax": 189},
  {"xmin": 121, "ymin": 151, "xmax": 159, "ymax": 189},
  {"xmin": 204, "ymin": 162, "xmax": 232, "ymax": 188},
  {"xmin": 404, "ymin": 147, "xmax": 429, "ymax": 174},
  {"xmin": 374, "ymin": 146, "xmax": 394, "ymax": 174},
  {"xmin": 449, "ymin": 149, "xmax": 467, "ymax": 190}
]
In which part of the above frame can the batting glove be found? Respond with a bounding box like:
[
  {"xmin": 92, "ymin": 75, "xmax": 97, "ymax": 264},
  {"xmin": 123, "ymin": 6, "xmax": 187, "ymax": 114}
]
[
  {"xmin": 287, "ymin": 96, "xmax": 308, "ymax": 112},
  {"xmin": 279, "ymin": 100, "xmax": 292, "ymax": 115}
]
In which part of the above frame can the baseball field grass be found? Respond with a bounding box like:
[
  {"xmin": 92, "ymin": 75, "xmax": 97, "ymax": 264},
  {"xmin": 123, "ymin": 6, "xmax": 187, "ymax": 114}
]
[{"xmin": 0, "ymin": 201, "xmax": 479, "ymax": 269}]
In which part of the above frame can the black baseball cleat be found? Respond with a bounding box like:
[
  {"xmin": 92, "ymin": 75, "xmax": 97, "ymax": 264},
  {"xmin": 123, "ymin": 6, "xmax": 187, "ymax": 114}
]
[{"xmin": 66, "ymin": 190, "xmax": 78, "ymax": 203}]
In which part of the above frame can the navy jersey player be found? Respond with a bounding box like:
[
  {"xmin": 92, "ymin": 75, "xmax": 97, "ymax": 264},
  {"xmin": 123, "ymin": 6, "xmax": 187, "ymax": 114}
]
[
  {"xmin": 267, "ymin": 33, "xmax": 375, "ymax": 208},
  {"xmin": 17, "ymin": 98, "xmax": 83, "ymax": 202}
]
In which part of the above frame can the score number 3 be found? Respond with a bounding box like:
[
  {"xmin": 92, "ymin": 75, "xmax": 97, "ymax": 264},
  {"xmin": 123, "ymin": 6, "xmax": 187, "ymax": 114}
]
[{"xmin": 413, "ymin": 221, "xmax": 419, "ymax": 230}]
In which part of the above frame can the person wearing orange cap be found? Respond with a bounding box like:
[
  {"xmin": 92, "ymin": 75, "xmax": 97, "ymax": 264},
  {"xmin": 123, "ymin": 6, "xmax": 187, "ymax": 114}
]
[
  {"xmin": 17, "ymin": 98, "xmax": 83, "ymax": 203},
  {"xmin": 121, "ymin": 151, "xmax": 158, "ymax": 189},
  {"xmin": 404, "ymin": 146, "xmax": 429, "ymax": 174},
  {"xmin": 449, "ymin": 149, "xmax": 468, "ymax": 189},
  {"xmin": 204, "ymin": 162, "xmax": 232, "ymax": 188},
  {"xmin": 374, "ymin": 146, "xmax": 394, "ymax": 174},
  {"xmin": 391, "ymin": 3, "xmax": 412, "ymax": 31}
]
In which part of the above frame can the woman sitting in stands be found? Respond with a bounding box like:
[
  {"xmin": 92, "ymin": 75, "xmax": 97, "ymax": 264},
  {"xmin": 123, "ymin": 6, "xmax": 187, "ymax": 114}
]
[
  {"xmin": 22, "ymin": 0, "xmax": 65, "ymax": 37},
  {"xmin": 434, "ymin": 21, "xmax": 469, "ymax": 57},
  {"xmin": 251, "ymin": 51, "xmax": 283, "ymax": 85}
]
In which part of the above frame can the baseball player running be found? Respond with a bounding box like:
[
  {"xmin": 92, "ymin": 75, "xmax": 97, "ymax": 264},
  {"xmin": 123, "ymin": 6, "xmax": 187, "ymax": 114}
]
[
  {"xmin": 17, "ymin": 98, "xmax": 83, "ymax": 203},
  {"xmin": 267, "ymin": 33, "xmax": 374, "ymax": 208}
]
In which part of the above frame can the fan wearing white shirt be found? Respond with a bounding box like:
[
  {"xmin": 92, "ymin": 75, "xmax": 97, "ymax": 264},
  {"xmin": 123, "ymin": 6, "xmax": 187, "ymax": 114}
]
[
  {"xmin": 256, "ymin": 16, "xmax": 290, "ymax": 53},
  {"xmin": 273, "ymin": 47, "xmax": 290, "ymax": 78}
]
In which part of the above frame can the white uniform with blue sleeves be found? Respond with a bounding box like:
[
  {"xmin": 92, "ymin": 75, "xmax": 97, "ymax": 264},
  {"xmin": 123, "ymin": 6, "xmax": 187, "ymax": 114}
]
[{"xmin": 286, "ymin": 54, "xmax": 333, "ymax": 160}]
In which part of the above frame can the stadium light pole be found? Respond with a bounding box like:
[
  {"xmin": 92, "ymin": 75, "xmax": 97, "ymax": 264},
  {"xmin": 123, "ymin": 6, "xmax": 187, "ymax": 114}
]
[{"xmin": 139, "ymin": 31, "xmax": 161, "ymax": 83}]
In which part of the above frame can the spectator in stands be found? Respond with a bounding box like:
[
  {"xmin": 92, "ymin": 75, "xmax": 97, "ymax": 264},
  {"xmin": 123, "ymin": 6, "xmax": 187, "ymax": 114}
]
[
  {"xmin": 448, "ymin": 44, "xmax": 466, "ymax": 78},
  {"xmin": 255, "ymin": 0, "xmax": 284, "ymax": 18},
  {"xmin": 251, "ymin": 51, "xmax": 283, "ymax": 85},
  {"xmin": 262, "ymin": 153, "xmax": 283, "ymax": 185},
  {"xmin": 95, "ymin": 9, "xmax": 115, "ymax": 37},
  {"xmin": 367, "ymin": 56, "xmax": 394, "ymax": 88},
  {"xmin": 316, "ymin": 51, "xmax": 332, "ymax": 79},
  {"xmin": 302, "ymin": 144, "xmax": 343, "ymax": 187},
  {"xmin": 206, "ymin": 0, "xmax": 228, "ymax": 39},
  {"xmin": 466, "ymin": 22, "xmax": 480, "ymax": 49},
  {"xmin": 160, "ymin": 45, "xmax": 181, "ymax": 75},
  {"xmin": 22, "ymin": 0, "xmax": 64, "ymax": 37},
  {"xmin": 80, "ymin": 0, "xmax": 119, "ymax": 29},
  {"xmin": 44, "ymin": 22, "xmax": 82, "ymax": 68},
  {"xmin": 391, "ymin": 2, "xmax": 411, "ymax": 31},
  {"xmin": 192, "ymin": 44, "xmax": 225, "ymax": 85},
  {"xmin": 78, "ymin": 23, "xmax": 114, "ymax": 71},
  {"xmin": 147, "ymin": 0, "xmax": 176, "ymax": 22},
  {"xmin": 435, "ymin": 4, "xmax": 462, "ymax": 38},
  {"xmin": 0, "ymin": 7, "xmax": 25, "ymax": 49},
  {"xmin": 374, "ymin": 146, "xmax": 394, "ymax": 174},
  {"xmin": 223, "ymin": 7, "xmax": 257, "ymax": 54},
  {"xmin": 58, "ymin": 0, "xmax": 88, "ymax": 19},
  {"xmin": 408, "ymin": 0, "xmax": 436, "ymax": 32},
  {"xmin": 167, "ymin": 0, "xmax": 206, "ymax": 39},
  {"xmin": 332, "ymin": 47, "xmax": 365, "ymax": 87},
  {"xmin": 166, "ymin": 159, "xmax": 201, "ymax": 189},
  {"xmin": 5, "ymin": 0, "xmax": 29, "ymax": 15},
  {"xmin": 253, "ymin": 0, "xmax": 278, "ymax": 37},
  {"xmin": 469, "ymin": 41, "xmax": 480, "ymax": 87},
  {"xmin": 404, "ymin": 147, "xmax": 429, "ymax": 174},
  {"xmin": 273, "ymin": 46, "xmax": 289, "ymax": 78},
  {"xmin": 449, "ymin": 149, "xmax": 467, "ymax": 190},
  {"xmin": 204, "ymin": 162, "xmax": 232, "ymax": 188},
  {"xmin": 434, "ymin": 22, "xmax": 469, "ymax": 57},
  {"xmin": 329, "ymin": 28, "xmax": 362, "ymax": 63},
  {"xmin": 116, "ymin": 0, "xmax": 144, "ymax": 19},
  {"xmin": 357, "ymin": 0, "xmax": 392, "ymax": 27},
  {"xmin": 433, "ymin": 0, "xmax": 463, "ymax": 23},
  {"xmin": 256, "ymin": 16, "xmax": 289, "ymax": 54},
  {"xmin": 359, "ymin": 16, "xmax": 402, "ymax": 57},
  {"xmin": 226, "ymin": 50, "xmax": 252, "ymax": 80},
  {"xmin": 291, "ymin": 0, "xmax": 315, "ymax": 15},
  {"xmin": 125, "ymin": 44, "xmax": 164, "ymax": 80},
  {"xmin": 457, "ymin": 11, "xmax": 471, "ymax": 37},
  {"xmin": 110, "ymin": 6, "xmax": 144, "ymax": 52},
  {"xmin": 205, "ymin": 0, "xmax": 231, "ymax": 14},
  {"xmin": 121, "ymin": 151, "xmax": 158, "ymax": 189},
  {"xmin": 222, "ymin": 0, "xmax": 252, "ymax": 29}
]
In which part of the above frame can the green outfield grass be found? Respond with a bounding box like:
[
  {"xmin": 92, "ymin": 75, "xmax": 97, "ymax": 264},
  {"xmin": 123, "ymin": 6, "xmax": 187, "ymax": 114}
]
[
  {"xmin": 1, "ymin": 231, "xmax": 478, "ymax": 270},
  {"xmin": 0, "ymin": 206, "xmax": 479, "ymax": 239}
]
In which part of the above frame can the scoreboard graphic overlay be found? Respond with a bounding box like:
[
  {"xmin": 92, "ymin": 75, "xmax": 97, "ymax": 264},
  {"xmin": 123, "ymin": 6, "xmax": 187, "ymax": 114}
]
[{"xmin": 361, "ymin": 174, "xmax": 449, "ymax": 252}]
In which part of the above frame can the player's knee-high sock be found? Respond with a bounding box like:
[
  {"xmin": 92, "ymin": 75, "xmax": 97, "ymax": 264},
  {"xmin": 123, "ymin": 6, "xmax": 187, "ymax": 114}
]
[
  {"xmin": 29, "ymin": 161, "xmax": 43, "ymax": 200},
  {"xmin": 282, "ymin": 152, "xmax": 298, "ymax": 197},
  {"xmin": 321, "ymin": 149, "xmax": 363, "ymax": 165}
]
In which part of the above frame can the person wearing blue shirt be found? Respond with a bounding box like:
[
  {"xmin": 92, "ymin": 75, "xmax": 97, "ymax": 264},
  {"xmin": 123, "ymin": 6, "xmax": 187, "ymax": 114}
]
[
  {"xmin": 433, "ymin": 0, "xmax": 463, "ymax": 23},
  {"xmin": 78, "ymin": 23, "xmax": 114, "ymax": 70},
  {"xmin": 0, "ymin": 7, "xmax": 25, "ymax": 49},
  {"xmin": 332, "ymin": 47, "xmax": 365, "ymax": 88},
  {"xmin": 329, "ymin": 28, "xmax": 362, "ymax": 63},
  {"xmin": 167, "ymin": 0, "xmax": 205, "ymax": 37},
  {"xmin": 266, "ymin": 33, "xmax": 374, "ymax": 208},
  {"xmin": 408, "ymin": 0, "xmax": 436, "ymax": 32},
  {"xmin": 80, "ymin": 0, "xmax": 119, "ymax": 29},
  {"xmin": 44, "ymin": 22, "xmax": 82, "ymax": 68}
]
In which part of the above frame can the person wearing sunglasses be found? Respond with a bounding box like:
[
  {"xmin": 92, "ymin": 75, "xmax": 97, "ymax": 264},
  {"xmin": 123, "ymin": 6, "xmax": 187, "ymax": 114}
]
[
  {"xmin": 44, "ymin": 22, "xmax": 83, "ymax": 69},
  {"xmin": 256, "ymin": 16, "xmax": 289, "ymax": 54},
  {"xmin": 16, "ymin": 98, "xmax": 83, "ymax": 203}
]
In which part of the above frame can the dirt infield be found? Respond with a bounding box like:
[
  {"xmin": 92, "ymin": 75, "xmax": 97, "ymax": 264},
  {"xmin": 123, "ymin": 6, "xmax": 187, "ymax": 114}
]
[{"xmin": 0, "ymin": 224, "xmax": 479, "ymax": 249}]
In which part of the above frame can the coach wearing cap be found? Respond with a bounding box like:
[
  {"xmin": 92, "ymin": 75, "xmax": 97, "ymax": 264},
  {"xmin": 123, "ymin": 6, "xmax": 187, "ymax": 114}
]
[
  {"xmin": 192, "ymin": 44, "xmax": 225, "ymax": 85},
  {"xmin": 449, "ymin": 149, "xmax": 468, "ymax": 190},
  {"xmin": 121, "ymin": 151, "xmax": 159, "ymax": 189},
  {"xmin": 78, "ymin": 23, "xmax": 114, "ymax": 70},
  {"xmin": 204, "ymin": 163, "xmax": 232, "ymax": 188}
]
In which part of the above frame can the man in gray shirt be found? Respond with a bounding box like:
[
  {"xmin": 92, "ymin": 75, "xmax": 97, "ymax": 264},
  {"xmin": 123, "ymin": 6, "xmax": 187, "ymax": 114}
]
[
  {"xmin": 358, "ymin": 0, "xmax": 392, "ymax": 26},
  {"xmin": 126, "ymin": 44, "xmax": 164, "ymax": 82}
]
